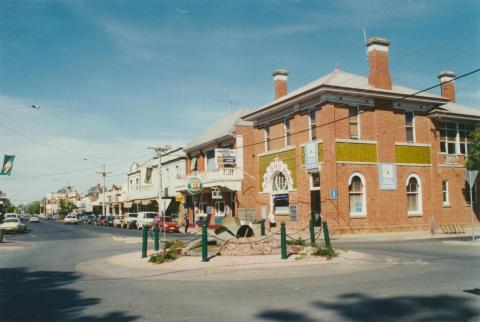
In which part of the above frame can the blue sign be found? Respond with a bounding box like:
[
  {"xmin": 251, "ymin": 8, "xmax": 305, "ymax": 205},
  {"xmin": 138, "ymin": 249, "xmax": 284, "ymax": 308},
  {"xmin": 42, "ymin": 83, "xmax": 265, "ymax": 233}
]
[
  {"xmin": 379, "ymin": 163, "xmax": 397, "ymax": 190},
  {"xmin": 330, "ymin": 188, "xmax": 337, "ymax": 200},
  {"xmin": 304, "ymin": 141, "xmax": 319, "ymax": 171}
]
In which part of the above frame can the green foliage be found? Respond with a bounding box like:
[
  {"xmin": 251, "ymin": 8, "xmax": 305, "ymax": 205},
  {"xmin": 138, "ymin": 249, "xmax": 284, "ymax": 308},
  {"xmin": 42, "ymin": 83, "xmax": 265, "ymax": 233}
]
[
  {"xmin": 466, "ymin": 128, "xmax": 480, "ymax": 171},
  {"xmin": 1, "ymin": 198, "xmax": 15, "ymax": 213},
  {"xmin": 57, "ymin": 199, "xmax": 77, "ymax": 216},
  {"xmin": 312, "ymin": 247, "xmax": 338, "ymax": 260},
  {"xmin": 286, "ymin": 237, "xmax": 307, "ymax": 246},
  {"xmin": 27, "ymin": 201, "xmax": 41, "ymax": 214},
  {"xmin": 149, "ymin": 239, "xmax": 185, "ymax": 264}
]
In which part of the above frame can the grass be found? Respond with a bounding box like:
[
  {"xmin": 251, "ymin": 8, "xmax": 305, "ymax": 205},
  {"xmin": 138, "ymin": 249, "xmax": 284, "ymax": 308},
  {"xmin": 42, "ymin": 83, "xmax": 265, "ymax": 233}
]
[
  {"xmin": 311, "ymin": 247, "xmax": 338, "ymax": 260},
  {"xmin": 149, "ymin": 239, "xmax": 186, "ymax": 264}
]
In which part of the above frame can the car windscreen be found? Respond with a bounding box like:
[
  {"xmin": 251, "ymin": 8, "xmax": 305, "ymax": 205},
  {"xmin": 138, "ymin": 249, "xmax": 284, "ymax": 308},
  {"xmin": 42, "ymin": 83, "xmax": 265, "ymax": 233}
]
[
  {"xmin": 145, "ymin": 213, "xmax": 156, "ymax": 219},
  {"xmin": 128, "ymin": 214, "xmax": 138, "ymax": 218},
  {"xmin": 4, "ymin": 219, "xmax": 19, "ymax": 223}
]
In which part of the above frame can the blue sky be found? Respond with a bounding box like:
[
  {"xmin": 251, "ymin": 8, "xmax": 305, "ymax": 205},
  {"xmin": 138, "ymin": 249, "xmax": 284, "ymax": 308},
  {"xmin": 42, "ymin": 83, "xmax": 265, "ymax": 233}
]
[{"xmin": 0, "ymin": 0, "xmax": 479, "ymax": 203}]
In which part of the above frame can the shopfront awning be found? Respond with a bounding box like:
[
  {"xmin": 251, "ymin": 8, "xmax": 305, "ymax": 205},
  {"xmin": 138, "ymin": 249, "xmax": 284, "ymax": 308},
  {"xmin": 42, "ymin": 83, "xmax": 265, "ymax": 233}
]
[{"xmin": 124, "ymin": 201, "xmax": 133, "ymax": 208}]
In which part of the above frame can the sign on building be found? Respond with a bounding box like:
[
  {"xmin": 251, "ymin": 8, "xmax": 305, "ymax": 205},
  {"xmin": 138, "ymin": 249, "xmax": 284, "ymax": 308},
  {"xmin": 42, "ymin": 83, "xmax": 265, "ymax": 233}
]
[
  {"xmin": 304, "ymin": 141, "xmax": 319, "ymax": 172},
  {"xmin": 187, "ymin": 177, "xmax": 203, "ymax": 194},
  {"xmin": 215, "ymin": 149, "xmax": 236, "ymax": 168},
  {"xmin": 379, "ymin": 163, "xmax": 397, "ymax": 190},
  {"xmin": 464, "ymin": 170, "xmax": 478, "ymax": 187},
  {"xmin": 289, "ymin": 205, "xmax": 298, "ymax": 221}
]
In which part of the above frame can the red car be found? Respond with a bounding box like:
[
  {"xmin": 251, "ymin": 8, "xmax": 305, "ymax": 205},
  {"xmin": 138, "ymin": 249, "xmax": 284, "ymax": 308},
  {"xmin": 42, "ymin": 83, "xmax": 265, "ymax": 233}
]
[
  {"xmin": 154, "ymin": 216, "xmax": 180, "ymax": 233},
  {"xmin": 95, "ymin": 216, "xmax": 106, "ymax": 226}
]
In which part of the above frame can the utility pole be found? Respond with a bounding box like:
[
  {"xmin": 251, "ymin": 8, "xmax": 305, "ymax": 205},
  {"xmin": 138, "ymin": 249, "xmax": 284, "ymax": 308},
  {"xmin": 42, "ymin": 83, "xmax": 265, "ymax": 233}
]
[
  {"xmin": 148, "ymin": 145, "xmax": 171, "ymax": 241},
  {"xmin": 97, "ymin": 164, "xmax": 111, "ymax": 218}
]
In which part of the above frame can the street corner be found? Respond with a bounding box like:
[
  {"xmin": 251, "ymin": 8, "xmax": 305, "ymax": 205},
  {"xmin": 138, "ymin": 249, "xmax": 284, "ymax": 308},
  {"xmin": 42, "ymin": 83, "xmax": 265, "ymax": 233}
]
[
  {"xmin": 75, "ymin": 249, "xmax": 396, "ymax": 282},
  {"xmin": 0, "ymin": 240, "xmax": 32, "ymax": 251}
]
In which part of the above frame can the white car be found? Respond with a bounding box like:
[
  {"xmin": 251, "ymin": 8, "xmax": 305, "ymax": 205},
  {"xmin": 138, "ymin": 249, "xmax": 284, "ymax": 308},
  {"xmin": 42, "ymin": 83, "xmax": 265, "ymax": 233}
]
[
  {"xmin": 124, "ymin": 213, "xmax": 138, "ymax": 229},
  {"xmin": 0, "ymin": 218, "xmax": 27, "ymax": 233},
  {"xmin": 136, "ymin": 212, "xmax": 157, "ymax": 229},
  {"xmin": 113, "ymin": 215, "xmax": 125, "ymax": 228},
  {"xmin": 29, "ymin": 216, "xmax": 41, "ymax": 223},
  {"xmin": 5, "ymin": 213, "xmax": 18, "ymax": 220},
  {"xmin": 64, "ymin": 215, "xmax": 79, "ymax": 224}
]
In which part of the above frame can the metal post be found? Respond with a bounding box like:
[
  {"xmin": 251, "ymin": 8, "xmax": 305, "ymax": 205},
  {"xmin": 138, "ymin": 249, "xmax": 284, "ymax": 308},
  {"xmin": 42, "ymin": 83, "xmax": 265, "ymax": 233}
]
[
  {"xmin": 261, "ymin": 219, "xmax": 265, "ymax": 236},
  {"xmin": 280, "ymin": 221, "xmax": 287, "ymax": 259},
  {"xmin": 323, "ymin": 220, "xmax": 332, "ymax": 249},
  {"xmin": 102, "ymin": 164, "xmax": 106, "ymax": 218},
  {"xmin": 309, "ymin": 219, "xmax": 315, "ymax": 246},
  {"xmin": 142, "ymin": 224, "xmax": 148, "ymax": 258},
  {"xmin": 154, "ymin": 225, "xmax": 159, "ymax": 251},
  {"xmin": 469, "ymin": 172, "xmax": 476, "ymax": 243},
  {"xmin": 202, "ymin": 221, "xmax": 208, "ymax": 262}
]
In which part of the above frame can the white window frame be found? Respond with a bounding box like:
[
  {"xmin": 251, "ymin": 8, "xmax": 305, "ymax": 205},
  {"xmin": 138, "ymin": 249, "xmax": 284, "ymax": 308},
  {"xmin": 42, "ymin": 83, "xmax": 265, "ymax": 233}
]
[
  {"xmin": 348, "ymin": 172, "xmax": 366, "ymax": 217},
  {"xmin": 264, "ymin": 125, "xmax": 270, "ymax": 152},
  {"xmin": 405, "ymin": 111, "xmax": 415, "ymax": 143},
  {"xmin": 442, "ymin": 180, "xmax": 449, "ymax": 206},
  {"xmin": 348, "ymin": 105, "xmax": 360, "ymax": 140},
  {"xmin": 406, "ymin": 174, "xmax": 423, "ymax": 216},
  {"xmin": 284, "ymin": 116, "xmax": 291, "ymax": 147},
  {"xmin": 308, "ymin": 108, "xmax": 317, "ymax": 141},
  {"xmin": 309, "ymin": 172, "xmax": 320, "ymax": 191},
  {"xmin": 215, "ymin": 201, "xmax": 225, "ymax": 215}
]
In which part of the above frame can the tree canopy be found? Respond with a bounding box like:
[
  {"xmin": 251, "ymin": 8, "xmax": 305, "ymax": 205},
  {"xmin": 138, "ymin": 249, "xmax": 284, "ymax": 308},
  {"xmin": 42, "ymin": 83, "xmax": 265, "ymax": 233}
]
[{"xmin": 466, "ymin": 128, "xmax": 480, "ymax": 171}]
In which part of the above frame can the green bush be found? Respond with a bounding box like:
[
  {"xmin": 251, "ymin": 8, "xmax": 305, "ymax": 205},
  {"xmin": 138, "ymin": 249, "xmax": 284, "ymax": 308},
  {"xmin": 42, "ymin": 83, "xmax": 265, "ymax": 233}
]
[
  {"xmin": 149, "ymin": 239, "xmax": 185, "ymax": 264},
  {"xmin": 312, "ymin": 247, "xmax": 338, "ymax": 260},
  {"xmin": 286, "ymin": 237, "xmax": 307, "ymax": 246}
]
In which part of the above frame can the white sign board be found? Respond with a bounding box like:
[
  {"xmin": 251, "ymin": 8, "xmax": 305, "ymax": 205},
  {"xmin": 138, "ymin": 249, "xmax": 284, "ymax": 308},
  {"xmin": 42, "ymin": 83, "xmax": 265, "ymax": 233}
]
[
  {"xmin": 464, "ymin": 170, "xmax": 478, "ymax": 187},
  {"xmin": 304, "ymin": 141, "xmax": 319, "ymax": 171},
  {"xmin": 215, "ymin": 149, "xmax": 236, "ymax": 168},
  {"xmin": 379, "ymin": 163, "xmax": 397, "ymax": 190}
]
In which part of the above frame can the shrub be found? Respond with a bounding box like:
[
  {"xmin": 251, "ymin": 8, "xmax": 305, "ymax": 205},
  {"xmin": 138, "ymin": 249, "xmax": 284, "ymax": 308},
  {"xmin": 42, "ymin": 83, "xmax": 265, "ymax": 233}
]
[
  {"xmin": 149, "ymin": 239, "xmax": 185, "ymax": 264},
  {"xmin": 312, "ymin": 247, "xmax": 338, "ymax": 260},
  {"xmin": 286, "ymin": 237, "xmax": 307, "ymax": 246},
  {"xmin": 164, "ymin": 239, "xmax": 186, "ymax": 249}
]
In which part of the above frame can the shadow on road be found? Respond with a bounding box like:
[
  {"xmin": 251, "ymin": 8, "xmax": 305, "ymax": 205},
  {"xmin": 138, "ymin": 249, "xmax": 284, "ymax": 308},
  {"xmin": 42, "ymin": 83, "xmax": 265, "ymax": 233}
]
[
  {"xmin": 0, "ymin": 267, "xmax": 139, "ymax": 322},
  {"xmin": 256, "ymin": 292, "xmax": 479, "ymax": 322}
]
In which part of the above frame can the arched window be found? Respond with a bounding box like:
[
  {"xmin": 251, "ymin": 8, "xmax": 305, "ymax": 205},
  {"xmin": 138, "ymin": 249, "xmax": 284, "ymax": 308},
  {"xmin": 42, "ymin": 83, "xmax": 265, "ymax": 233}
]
[
  {"xmin": 349, "ymin": 173, "xmax": 366, "ymax": 216},
  {"xmin": 406, "ymin": 174, "xmax": 422, "ymax": 215},
  {"xmin": 273, "ymin": 172, "xmax": 288, "ymax": 192}
]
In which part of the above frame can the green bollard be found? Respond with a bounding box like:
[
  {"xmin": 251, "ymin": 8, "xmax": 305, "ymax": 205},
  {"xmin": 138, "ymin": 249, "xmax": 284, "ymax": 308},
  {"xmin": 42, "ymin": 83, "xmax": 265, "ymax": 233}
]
[
  {"xmin": 280, "ymin": 221, "xmax": 287, "ymax": 260},
  {"xmin": 261, "ymin": 219, "xmax": 265, "ymax": 236},
  {"xmin": 154, "ymin": 225, "xmax": 159, "ymax": 252},
  {"xmin": 201, "ymin": 221, "xmax": 208, "ymax": 262},
  {"xmin": 142, "ymin": 224, "xmax": 148, "ymax": 258},
  {"xmin": 309, "ymin": 219, "xmax": 315, "ymax": 247},
  {"xmin": 323, "ymin": 220, "xmax": 332, "ymax": 249}
]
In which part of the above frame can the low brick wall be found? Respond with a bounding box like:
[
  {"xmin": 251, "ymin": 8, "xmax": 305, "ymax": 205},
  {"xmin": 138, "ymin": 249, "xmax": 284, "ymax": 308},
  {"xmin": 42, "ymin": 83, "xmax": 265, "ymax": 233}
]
[{"xmin": 219, "ymin": 234, "xmax": 281, "ymax": 256}]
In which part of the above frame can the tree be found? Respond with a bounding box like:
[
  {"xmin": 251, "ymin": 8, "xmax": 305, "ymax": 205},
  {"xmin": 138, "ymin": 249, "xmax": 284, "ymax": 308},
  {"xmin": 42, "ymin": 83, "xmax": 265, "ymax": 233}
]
[
  {"xmin": 27, "ymin": 201, "xmax": 41, "ymax": 214},
  {"xmin": 466, "ymin": 128, "xmax": 480, "ymax": 171},
  {"xmin": 1, "ymin": 198, "xmax": 15, "ymax": 213},
  {"xmin": 57, "ymin": 199, "xmax": 77, "ymax": 216}
]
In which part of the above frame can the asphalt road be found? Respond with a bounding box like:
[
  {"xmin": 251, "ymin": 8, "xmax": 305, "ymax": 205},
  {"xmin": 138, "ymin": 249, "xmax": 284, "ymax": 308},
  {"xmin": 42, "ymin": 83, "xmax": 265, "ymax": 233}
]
[{"xmin": 1, "ymin": 221, "xmax": 479, "ymax": 322}]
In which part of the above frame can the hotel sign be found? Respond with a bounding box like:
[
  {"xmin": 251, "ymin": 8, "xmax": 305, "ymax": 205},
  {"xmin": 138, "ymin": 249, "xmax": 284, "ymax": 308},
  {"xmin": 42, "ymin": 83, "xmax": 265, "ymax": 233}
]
[
  {"xmin": 379, "ymin": 163, "xmax": 397, "ymax": 190},
  {"xmin": 215, "ymin": 149, "xmax": 236, "ymax": 168},
  {"xmin": 304, "ymin": 141, "xmax": 319, "ymax": 172},
  {"xmin": 187, "ymin": 177, "xmax": 203, "ymax": 194}
]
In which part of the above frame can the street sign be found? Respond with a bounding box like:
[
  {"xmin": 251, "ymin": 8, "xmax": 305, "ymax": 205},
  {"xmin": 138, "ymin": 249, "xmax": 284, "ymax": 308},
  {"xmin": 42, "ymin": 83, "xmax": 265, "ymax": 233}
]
[
  {"xmin": 464, "ymin": 170, "xmax": 478, "ymax": 187},
  {"xmin": 289, "ymin": 205, "xmax": 298, "ymax": 221},
  {"xmin": 187, "ymin": 177, "xmax": 203, "ymax": 194},
  {"xmin": 175, "ymin": 194, "xmax": 184, "ymax": 202}
]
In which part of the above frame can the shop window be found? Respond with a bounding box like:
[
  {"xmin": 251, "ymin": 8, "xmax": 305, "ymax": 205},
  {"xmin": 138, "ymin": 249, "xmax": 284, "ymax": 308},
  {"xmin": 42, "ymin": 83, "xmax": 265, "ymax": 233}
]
[
  {"xmin": 406, "ymin": 174, "xmax": 422, "ymax": 215},
  {"xmin": 405, "ymin": 111, "xmax": 415, "ymax": 143},
  {"xmin": 273, "ymin": 194, "xmax": 289, "ymax": 215},
  {"xmin": 309, "ymin": 108, "xmax": 317, "ymax": 140},
  {"xmin": 199, "ymin": 202, "xmax": 207, "ymax": 215},
  {"xmin": 349, "ymin": 173, "xmax": 366, "ymax": 216},
  {"xmin": 442, "ymin": 180, "xmax": 449, "ymax": 206},
  {"xmin": 215, "ymin": 201, "xmax": 225, "ymax": 214}
]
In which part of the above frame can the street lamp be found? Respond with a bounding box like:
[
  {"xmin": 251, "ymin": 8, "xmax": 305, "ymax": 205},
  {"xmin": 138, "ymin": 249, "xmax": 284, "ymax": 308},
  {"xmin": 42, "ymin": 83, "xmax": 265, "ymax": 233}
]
[
  {"xmin": 148, "ymin": 145, "xmax": 171, "ymax": 241},
  {"xmin": 0, "ymin": 104, "xmax": 40, "ymax": 116}
]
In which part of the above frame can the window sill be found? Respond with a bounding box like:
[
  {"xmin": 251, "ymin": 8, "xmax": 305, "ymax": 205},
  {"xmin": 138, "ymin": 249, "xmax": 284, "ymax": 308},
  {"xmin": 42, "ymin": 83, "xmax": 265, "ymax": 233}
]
[
  {"xmin": 442, "ymin": 204, "xmax": 451, "ymax": 208},
  {"xmin": 407, "ymin": 212, "xmax": 423, "ymax": 217},
  {"xmin": 274, "ymin": 212, "xmax": 290, "ymax": 216},
  {"xmin": 349, "ymin": 213, "xmax": 367, "ymax": 219}
]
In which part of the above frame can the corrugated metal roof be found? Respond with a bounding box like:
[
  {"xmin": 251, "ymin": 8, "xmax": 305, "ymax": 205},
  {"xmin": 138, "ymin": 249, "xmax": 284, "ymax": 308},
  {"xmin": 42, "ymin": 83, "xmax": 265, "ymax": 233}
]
[
  {"xmin": 184, "ymin": 107, "xmax": 251, "ymax": 151},
  {"xmin": 434, "ymin": 102, "xmax": 480, "ymax": 118}
]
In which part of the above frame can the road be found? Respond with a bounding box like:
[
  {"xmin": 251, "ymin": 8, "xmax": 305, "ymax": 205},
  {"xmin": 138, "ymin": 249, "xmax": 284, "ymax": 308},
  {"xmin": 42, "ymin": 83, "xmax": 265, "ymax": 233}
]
[{"xmin": 1, "ymin": 221, "xmax": 479, "ymax": 322}]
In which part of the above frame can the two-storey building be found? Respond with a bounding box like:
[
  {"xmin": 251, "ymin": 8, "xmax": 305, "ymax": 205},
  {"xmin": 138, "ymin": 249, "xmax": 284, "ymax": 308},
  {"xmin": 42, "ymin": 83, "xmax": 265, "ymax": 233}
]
[{"xmin": 240, "ymin": 37, "xmax": 480, "ymax": 234}]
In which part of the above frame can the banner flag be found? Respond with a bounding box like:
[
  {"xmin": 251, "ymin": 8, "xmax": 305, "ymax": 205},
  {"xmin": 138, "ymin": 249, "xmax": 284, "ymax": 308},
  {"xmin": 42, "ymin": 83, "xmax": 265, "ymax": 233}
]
[{"xmin": 0, "ymin": 155, "xmax": 15, "ymax": 176}]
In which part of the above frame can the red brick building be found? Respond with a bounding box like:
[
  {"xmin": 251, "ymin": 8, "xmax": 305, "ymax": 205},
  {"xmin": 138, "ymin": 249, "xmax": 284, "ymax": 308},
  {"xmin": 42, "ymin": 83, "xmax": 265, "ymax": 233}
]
[{"xmin": 240, "ymin": 37, "xmax": 480, "ymax": 234}]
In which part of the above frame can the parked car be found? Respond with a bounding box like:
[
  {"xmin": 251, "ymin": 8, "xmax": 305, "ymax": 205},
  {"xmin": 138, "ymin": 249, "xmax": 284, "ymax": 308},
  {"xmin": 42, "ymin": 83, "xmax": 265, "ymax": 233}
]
[
  {"xmin": 113, "ymin": 215, "xmax": 125, "ymax": 228},
  {"xmin": 0, "ymin": 218, "xmax": 27, "ymax": 233},
  {"xmin": 5, "ymin": 213, "xmax": 19, "ymax": 220},
  {"xmin": 104, "ymin": 216, "xmax": 114, "ymax": 227},
  {"xmin": 29, "ymin": 216, "xmax": 41, "ymax": 223},
  {"xmin": 79, "ymin": 214, "xmax": 90, "ymax": 223},
  {"xmin": 86, "ymin": 214, "xmax": 97, "ymax": 224},
  {"xmin": 156, "ymin": 216, "xmax": 180, "ymax": 233},
  {"xmin": 124, "ymin": 213, "xmax": 138, "ymax": 229},
  {"xmin": 136, "ymin": 212, "xmax": 157, "ymax": 230},
  {"xmin": 64, "ymin": 215, "xmax": 79, "ymax": 224},
  {"xmin": 95, "ymin": 216, "xmax": 106, "ymax": 226}
]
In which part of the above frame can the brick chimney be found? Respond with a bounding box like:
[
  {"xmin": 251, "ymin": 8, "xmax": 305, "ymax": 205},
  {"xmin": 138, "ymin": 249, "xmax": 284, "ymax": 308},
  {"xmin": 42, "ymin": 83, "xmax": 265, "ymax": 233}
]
[
  {"xmin": 366, "ymin": 37, "xmax": 392, "ymax": 90},
  {"xmin": 272, "ymin": 69, "xmax": 288, "ymax": 99},
  {"xmin": 437, "ymin": 71, "xmax": 456, "ymax": 102}
]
